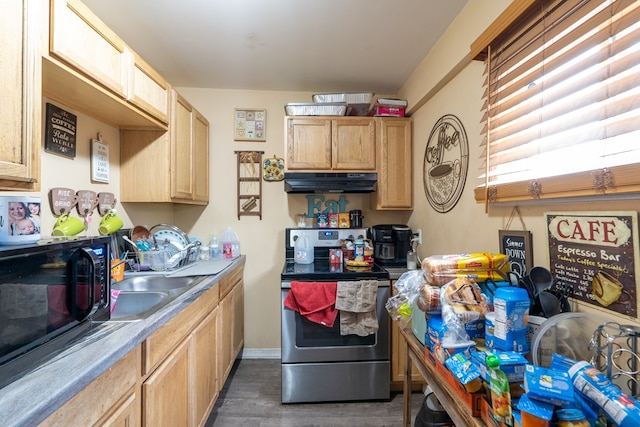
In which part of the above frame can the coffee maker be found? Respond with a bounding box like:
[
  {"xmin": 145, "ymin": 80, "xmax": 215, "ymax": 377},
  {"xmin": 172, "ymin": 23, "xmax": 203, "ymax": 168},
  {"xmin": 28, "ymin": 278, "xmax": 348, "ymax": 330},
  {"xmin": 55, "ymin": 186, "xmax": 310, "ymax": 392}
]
[{"xmin": 370, "ymin": 224, "xmax": 413, "ymax": 267}]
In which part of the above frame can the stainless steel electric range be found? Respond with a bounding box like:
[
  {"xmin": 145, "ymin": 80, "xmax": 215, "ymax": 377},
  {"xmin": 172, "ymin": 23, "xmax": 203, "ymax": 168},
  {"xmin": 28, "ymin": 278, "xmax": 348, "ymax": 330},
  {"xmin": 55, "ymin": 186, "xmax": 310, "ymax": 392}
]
[{"xmin": 281, "ymin": 228, "xmax": 390, "ymax": 403}]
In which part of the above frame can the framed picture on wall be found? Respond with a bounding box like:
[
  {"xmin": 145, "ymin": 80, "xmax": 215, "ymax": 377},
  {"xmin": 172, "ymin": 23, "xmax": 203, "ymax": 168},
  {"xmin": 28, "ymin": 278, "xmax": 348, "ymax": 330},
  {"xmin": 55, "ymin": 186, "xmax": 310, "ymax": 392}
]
[
  {"xmin": 234, "ymin": 108, "xmax": 266, "ymax": 141},
  {"xmin": 499, "ymin": 230, "xmax": 533, "ymax": 279}
]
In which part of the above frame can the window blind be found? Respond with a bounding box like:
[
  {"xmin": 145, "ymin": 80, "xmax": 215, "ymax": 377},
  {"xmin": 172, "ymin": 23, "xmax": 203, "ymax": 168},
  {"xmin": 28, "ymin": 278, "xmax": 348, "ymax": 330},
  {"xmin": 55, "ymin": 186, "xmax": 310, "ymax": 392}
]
[{"xmin": 474, "ymin": 0, "xmax": 640, "ymax": 204}]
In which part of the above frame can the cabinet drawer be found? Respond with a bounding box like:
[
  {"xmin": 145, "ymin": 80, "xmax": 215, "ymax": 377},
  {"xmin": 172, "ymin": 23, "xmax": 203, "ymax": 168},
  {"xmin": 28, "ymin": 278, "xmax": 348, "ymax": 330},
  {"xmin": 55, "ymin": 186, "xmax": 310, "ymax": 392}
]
[
  {"xmin": 143, "ymin": 283, "xmax": 219, "ymax": 376},
  {"xmin": 219, "ymin": 265, "xmax": 243, "ymax": 299},
  {"xmin": 40, "ymin": 345, "xmax": 141, "ymax": 427}
]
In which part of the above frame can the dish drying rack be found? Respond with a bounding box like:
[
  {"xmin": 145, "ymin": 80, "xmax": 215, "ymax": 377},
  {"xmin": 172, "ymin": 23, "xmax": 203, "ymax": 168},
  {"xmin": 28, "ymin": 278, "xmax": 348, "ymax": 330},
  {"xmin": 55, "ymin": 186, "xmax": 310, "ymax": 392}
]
[
  {"xmin": 123, "ymin": 223, "xmax": 201, "ymax": 272},
  {"xmin": 130, "ymin": 241, "xmax": 200, "ymax": 272}
]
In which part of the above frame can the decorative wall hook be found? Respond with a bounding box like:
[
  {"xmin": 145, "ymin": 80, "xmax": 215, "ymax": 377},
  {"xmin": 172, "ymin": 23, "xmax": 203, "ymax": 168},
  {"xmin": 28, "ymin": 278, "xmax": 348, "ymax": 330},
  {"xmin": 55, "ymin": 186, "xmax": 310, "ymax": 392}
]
[
  {"xmin": 528, "ymin": 179, "xmax": 542, "ymax": 199},
  {"xmin": 76, "ymin": 190, "xmax": 98, "ymax": 218},
  {"xmin": 48, "ymin": 187, "xmax": 78, "ymax": 216},
  {"xmin": 592, "ymin": 168, "xmax": 614, "ymax": 193}
]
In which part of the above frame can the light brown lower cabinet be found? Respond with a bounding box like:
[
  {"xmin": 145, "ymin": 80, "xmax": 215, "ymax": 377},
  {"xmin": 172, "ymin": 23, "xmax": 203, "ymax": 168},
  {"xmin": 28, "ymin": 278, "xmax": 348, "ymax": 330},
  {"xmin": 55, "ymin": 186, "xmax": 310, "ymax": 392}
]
[
  {"xmin": 217, "ymin": 264, "xmax": 245, "ymax": 382},
  {"xmin": 390, "ymin": 280, "xmax": 424, "ymax": 390},
  {"xmin": 40, "ymin": 263, "xmax": 244, "ymax": 427},
  {"xmin": 144, "ymin": 338, "xmax": 191, "ymax": 426}
]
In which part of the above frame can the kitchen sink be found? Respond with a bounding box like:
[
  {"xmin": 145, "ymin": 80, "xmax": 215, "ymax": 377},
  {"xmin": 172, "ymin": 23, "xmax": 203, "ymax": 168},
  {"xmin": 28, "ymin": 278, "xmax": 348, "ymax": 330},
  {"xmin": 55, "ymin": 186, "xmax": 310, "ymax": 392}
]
[
  {"xmin": 110, "ymin": 275, "xmax": 205, "ymax": 321},
  {"xmin": 110, "ymin": 291, "xmax": 172, "ymax": 320},
  {"xmin": 112, "ymin": 275, "xmax": 199, "ymax": 292}
]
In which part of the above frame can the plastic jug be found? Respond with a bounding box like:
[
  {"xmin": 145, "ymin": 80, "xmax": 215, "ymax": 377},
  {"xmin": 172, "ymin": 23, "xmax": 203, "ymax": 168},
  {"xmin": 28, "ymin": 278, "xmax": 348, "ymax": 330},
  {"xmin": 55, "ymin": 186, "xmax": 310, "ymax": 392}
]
[
  {"xmin": 294, "ymin": 234, "xmax": 314, "ymax": 264},
  {"xmin": 221, "ymin": 227, "xmax": 240, "ymax": 259}
]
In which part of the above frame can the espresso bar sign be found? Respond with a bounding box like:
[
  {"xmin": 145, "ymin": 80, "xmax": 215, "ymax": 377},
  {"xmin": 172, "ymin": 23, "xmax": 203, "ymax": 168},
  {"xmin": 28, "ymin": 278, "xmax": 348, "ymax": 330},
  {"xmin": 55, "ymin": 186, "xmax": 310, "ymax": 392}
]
[
  {"xmin": 45, "ymin": 103, "xmax": 77, "ymax": 159},
  {"xmin": 546, "ymin": 211, "xmax": 640, "ymax": 318}
]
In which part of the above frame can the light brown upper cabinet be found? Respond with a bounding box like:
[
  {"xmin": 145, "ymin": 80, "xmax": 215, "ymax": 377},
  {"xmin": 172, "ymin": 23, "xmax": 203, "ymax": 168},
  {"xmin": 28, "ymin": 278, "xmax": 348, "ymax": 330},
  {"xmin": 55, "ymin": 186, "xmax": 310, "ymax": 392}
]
[
  {"xmin": 127, "ymin": 49, "xmax": 170, "ymax": 124},
  {"xmin": 170, "ymin": 90, "xmax": 209, "ymax": 204},
  {"xmin": 0, "ymin": 0, "xmax": 41, "ymax": 191},
  {"xmin": 120, "ymin": 89, "xmax": 210, "ymax": 205},
  {"xmin": 285, "ymin": 117, "xmax": 376, "ymax": 171},
  {"xmin": 285, "ymin": 116, "xmax": 413, "ymax": 210},
  {"xmin": 373, "ymin": 118, "xmax": 413, "ymax": 210},
  {"xmin": 44, "ymin": 0, "xmax": 168, "ymax": 129}
]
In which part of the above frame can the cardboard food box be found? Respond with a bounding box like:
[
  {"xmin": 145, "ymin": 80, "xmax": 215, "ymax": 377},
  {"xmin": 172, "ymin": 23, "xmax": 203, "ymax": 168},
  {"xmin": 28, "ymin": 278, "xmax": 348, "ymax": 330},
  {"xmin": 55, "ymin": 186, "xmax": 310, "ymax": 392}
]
[
  {"xmin": 371, "ymin": 105, "xmax": 405, "ymax": 117},
  {"xmin": 424, "ymin": 347, "xmax": 483, "ymax": 417}
]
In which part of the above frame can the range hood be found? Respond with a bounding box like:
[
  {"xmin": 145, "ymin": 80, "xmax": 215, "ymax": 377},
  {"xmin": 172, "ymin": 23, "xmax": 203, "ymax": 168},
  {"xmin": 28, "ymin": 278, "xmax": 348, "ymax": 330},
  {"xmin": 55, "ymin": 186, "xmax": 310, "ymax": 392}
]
[{"xmin": 284, "ymin": 172, "xmax": 377, "ymax": 193}]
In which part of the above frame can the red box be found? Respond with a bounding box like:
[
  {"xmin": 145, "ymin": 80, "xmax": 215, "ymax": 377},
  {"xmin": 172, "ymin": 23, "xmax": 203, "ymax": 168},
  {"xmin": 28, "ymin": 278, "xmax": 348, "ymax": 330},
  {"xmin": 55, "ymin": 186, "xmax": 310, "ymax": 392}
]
[
  {"xmin": 424, "ymin": 348, "xmax": 483, "ymax": 417},
  {"xmin": 371, "ymin": 105, "xmax": 405, "ymax": 117}
]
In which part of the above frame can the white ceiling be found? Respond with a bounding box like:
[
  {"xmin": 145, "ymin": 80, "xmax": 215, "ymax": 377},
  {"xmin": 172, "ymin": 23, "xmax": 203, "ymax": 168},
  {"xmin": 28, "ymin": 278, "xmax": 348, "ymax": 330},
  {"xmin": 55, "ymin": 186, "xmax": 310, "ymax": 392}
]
[{"xmin": 82, "ymin": 0, "xmax": 468, "ymax": 94}]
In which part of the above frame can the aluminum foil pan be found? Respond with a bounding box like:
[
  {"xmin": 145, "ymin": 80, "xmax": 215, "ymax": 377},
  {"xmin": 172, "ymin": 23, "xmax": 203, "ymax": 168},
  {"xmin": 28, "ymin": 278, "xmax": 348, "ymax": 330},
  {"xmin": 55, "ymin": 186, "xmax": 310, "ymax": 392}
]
[
  {"xmin": 285, "ymin": 103, "xmax": 347, "ymax": 116},
  {"xmin": 313, "ymin": 92, "xmax": 374, "ymax": 104}
]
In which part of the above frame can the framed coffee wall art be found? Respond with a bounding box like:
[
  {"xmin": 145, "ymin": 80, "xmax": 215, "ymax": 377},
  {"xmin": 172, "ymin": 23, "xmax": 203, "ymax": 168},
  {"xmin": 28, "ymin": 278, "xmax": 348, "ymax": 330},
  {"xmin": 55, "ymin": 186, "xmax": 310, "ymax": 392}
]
[
  {"xmin": 499, "ymin": 230, "xmax": 533, "ymax": 279},
  {"xmin": 234, "ymin": 108, "xmax": 266, "ymax": 141},
  {"xmin": 45, "ymin": 103, "xmax": 77, "ymax": 159},
  {"xmin": 546, "ymin": 211, "xmax": 640, "ymax": 319}
]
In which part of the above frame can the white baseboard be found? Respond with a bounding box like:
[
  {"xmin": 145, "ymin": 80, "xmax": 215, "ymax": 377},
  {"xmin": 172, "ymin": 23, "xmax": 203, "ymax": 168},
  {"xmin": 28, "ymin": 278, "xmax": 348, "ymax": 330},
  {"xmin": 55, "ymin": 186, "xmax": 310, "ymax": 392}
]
[{"xmin": 241, "ymin": 348, "xmax": 281, "ymax": 359}]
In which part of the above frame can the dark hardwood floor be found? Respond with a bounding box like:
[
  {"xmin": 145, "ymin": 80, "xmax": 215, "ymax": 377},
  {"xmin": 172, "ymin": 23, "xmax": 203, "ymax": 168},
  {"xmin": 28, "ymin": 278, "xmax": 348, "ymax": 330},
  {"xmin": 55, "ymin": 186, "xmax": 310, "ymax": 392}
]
[{"xmin": 205, "ymin": 358, "xmax": 425, "ymax": 427}]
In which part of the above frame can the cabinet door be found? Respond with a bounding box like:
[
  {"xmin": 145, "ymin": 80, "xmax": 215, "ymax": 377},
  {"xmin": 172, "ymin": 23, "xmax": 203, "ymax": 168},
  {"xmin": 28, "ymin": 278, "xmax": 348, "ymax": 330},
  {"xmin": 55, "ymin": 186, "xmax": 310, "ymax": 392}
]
[
  {"xmin": 231, "ymin": 281, "xmax": 244, "ymax": 357},
  {"xmin": 217, "ymin": 293, "xmax": 234, "ymax": 383},
  {"xmin": 0, "ymin": 0, "xmax": 41, "ymax": 191},
  {"xmin": 332, "ymin": 118, "xmax": 376, "ymax": 170},
  {"xmin": 285, "ymin": 118, "xmax": 332, "ymax": 170},
  {"xmin": 191, "ymin": 307, "xmax": 218, "ymax": 427},
  {"xmin": 374, "ymin": 118, "xmax": 413, "ymax": 209},
  {"xmin": 50, "ymin": 0, "xmax": 128, "ymax": 97},
  {"xmin": 128, "ymin": 49, "xmax": 170, "ymax": 124},
  {"xmin": 390, "ymin": 283, "xmax": 423, "ymax": 385},
  {"xmin": 170, "ymin": 90, "xmax": 194, "ymax": 200},
  {"xmin": 97, "ymin": 391, "xmax": 139, "ymax": 427},
  {"xmin": 144, "ymin": 338, "xmax": 190, "ymax": 427},
  {"xmin": 192, "ymin": 110, "xmax": 210, "ymax": 203}
]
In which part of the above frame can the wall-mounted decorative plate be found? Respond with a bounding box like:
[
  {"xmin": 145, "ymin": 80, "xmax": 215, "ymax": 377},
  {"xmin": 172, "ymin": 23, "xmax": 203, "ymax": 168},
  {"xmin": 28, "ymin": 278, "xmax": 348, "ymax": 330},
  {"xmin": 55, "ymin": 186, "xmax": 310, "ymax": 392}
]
[
  {"xmin": 423, "ymin": 114, "xmax": 469, "ymax": 213},
  {"xmin": 263, "ymin": 155, "xmax": 285, "ymax": 181}
]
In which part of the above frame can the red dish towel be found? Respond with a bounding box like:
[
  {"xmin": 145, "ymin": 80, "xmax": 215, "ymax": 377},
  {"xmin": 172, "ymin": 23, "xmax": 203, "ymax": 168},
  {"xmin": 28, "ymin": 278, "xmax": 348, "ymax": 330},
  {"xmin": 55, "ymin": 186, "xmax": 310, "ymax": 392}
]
[{"xmin": 284, "ymin": 281, "xmax": 338, "ymax": 327}]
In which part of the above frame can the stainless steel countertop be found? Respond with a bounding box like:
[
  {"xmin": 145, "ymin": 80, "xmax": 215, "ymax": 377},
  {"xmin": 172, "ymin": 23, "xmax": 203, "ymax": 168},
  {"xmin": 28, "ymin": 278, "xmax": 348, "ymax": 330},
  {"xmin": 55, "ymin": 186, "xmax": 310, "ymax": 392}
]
[{"xmin": 0, "ymin": 256, "xmax": 245, "ymax": 427}]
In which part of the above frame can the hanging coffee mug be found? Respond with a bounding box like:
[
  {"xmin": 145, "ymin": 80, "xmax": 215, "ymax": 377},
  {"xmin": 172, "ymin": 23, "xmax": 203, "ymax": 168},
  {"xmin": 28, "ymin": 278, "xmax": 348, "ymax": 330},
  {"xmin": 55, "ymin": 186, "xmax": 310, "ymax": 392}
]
[
  {"xmin": 99, "ymin": 209, "xmax": 123, "ymax": 235},
  {"xmin": 52, "ymin": 213, "xmax": 84, "ymax": 237}
]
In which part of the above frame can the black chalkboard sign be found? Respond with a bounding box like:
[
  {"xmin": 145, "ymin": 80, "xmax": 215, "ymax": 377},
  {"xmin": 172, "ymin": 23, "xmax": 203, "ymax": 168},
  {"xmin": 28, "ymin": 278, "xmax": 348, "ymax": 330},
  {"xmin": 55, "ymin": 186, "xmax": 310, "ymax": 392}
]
[
  {"xmin": 45, "ymin": 103, "xmax": 77, "ymax": 159},
  {"xmin": 499, "ymin": 230, "xmax": 533, "ymax": 279}
]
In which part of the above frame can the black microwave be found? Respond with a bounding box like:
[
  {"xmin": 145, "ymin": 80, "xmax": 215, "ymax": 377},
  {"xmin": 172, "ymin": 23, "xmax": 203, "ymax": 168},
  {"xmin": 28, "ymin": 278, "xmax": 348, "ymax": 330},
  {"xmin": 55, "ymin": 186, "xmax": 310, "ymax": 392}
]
[{"xmin": 0, "ymin": 236, "xmax": 111, "ymax": 389}]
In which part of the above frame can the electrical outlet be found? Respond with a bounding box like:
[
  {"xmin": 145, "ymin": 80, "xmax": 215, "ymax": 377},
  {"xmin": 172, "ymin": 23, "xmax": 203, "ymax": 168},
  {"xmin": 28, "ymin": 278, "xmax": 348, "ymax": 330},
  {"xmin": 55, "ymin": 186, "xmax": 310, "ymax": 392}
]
[{"xmin": 416, "ymin": 229, "xmax": 422, "ymax": 245}]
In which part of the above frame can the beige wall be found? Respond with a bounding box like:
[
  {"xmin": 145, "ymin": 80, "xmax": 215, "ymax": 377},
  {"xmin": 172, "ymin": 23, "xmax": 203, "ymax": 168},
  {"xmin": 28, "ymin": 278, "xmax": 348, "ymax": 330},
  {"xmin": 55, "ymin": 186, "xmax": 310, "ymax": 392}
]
[
  {"xmin": 0, "ymin": 98, "xmax": 173, "ymax": 237},
  {"xmin": 173, "ymin": 88, "xmax": 411, "ymax": 350},
  {"xmin": 4, "ymin": 0, "xmax": 636, "ymax": 353}
]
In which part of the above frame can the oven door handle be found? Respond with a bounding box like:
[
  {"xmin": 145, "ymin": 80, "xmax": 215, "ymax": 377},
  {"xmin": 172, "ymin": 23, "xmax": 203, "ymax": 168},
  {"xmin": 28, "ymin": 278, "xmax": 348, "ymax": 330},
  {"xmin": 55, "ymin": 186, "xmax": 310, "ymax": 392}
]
[{"xmin": 68, "ymin": 248, "xmax": 100, "ymax": 321}]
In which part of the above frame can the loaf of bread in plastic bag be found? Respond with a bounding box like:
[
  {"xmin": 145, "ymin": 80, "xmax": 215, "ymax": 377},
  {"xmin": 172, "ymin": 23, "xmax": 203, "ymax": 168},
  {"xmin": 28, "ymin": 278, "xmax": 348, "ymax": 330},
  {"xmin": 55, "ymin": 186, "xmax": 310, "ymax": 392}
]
[{"xmin": 421, "ymin": 253, "xmax": 510, "ymax": 286}]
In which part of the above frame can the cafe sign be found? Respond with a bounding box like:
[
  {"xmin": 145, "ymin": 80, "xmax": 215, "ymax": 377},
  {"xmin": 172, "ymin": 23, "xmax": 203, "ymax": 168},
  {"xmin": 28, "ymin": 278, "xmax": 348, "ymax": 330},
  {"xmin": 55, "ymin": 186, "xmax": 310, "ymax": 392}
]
[{"xmin": 546, "ymin": 211, "xmax": 639, "ymax": 318}]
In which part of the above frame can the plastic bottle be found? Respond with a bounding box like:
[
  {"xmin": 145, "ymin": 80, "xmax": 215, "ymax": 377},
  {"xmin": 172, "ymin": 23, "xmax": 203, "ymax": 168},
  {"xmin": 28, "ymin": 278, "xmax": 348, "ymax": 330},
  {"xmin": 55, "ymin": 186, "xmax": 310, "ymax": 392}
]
[
  {"xmin": 209, "ymin": 234, "xmax": 221, "ymax": 259},
  {"xmin": 486, "ymin": 354, "xmax": 513, "ymax": 426},
  {"xmin": 354, "ymin": 235, "xmax": 365, "ymax": 262},
  {"xmin": 568, "ymin": 361, "xmax": 640, "ymax": 427},
  {"xmin": 294, "ymin": 234, "xmax": 314, "ymax": 264},
  {"xmin": 199, "ymin": 245, "xmax": 210, "ymax": 261},
  {"xmin": 221, "ymin": 227, "xmax": 240, "ymax": 259}
]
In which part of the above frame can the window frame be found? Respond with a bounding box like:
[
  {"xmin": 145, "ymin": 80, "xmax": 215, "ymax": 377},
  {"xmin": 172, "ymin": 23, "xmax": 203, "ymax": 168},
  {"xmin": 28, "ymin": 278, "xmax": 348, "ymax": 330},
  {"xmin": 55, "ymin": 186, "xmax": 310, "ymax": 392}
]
[{"xmin": 471, "ymin": 0, "xmax": 640, "ymax": 205}]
